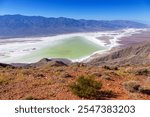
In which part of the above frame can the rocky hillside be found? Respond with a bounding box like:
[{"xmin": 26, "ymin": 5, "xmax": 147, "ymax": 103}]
[
  {"xmin": 0, "ymin": 15, "xmax": 147, "ymax": 38},
  {"xmin": 88, "ymin": 41, "xmax": 150, "ymax": 66},
  {"xmin": 0, "ymin": 58, "xmax": 150, "ymax": 100}
]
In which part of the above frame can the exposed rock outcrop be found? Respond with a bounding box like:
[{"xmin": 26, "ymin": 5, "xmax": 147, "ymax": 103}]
[
  {"xmin": 11, "ymin": 58, "xmax": 72, "ymax": 68},
  {"xmin": 88, "ymin": 41, "xmax": 150, "ymax": 66}
]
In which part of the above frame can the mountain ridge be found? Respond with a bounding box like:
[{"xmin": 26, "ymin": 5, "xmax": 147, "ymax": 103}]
[{"xmin": 0, "ymin": 14, "xmax": 148, "ymax": 38}]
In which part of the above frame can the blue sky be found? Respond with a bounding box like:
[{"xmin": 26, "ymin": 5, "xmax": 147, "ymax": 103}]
[{"xmin": 0, "ymin": 0, "xmax": 150, "ymax": 24}]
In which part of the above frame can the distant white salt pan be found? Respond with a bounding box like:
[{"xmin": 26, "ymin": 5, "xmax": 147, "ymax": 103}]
[{"xmin": 0, "ymin": 28, "xmax": 147, "ymax": 63}]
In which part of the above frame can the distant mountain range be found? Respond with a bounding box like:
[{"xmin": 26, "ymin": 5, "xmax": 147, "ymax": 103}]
[{"xmin": 0, "ymin": 15, "xmax": 148, "ymax": 38}]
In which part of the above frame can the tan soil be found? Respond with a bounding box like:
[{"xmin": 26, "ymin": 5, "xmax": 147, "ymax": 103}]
[{"xmin": 0, "ymin": 64, "xmax": 149, "ymax": 100}]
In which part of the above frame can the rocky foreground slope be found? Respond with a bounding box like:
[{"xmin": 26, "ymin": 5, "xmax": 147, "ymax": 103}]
[{"xmin": 0, "ymin": 42, "xmax": 150, "ymax": 100}]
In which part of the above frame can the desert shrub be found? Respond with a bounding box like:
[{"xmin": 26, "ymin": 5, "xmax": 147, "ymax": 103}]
[
  {"xmin": 0, "ymin": 78, "xmax": 9, "ymax": 85},
  {"xmin": 102, "ymin": 65, "xmax": 118, "ymax": 70},
  {"xmin": 98, "ymin": 90, "xmax": 116, "ymax": 98},
  {"xmin": 20, "ymin": 69, "xmax": 31, "ymax": 76},
  {"xmin": 123, "ymin": 81, "xmax": 140, "ymax": 92},
  {"xmin": 0, "ymin": 75, "xmax": 10, "ymax": 85},
  {"xmin": 135, "ymin": 69, "xmax": 149, "ymax": 76},
  {"xmin": 70, "ymin": 76, "xmax": 102, "ymax": 98},
  {"xmin": 91, "ymin": 72, "xmax": 102, "ymax": 77},
  {"xmin": 102, "ymin": 65, "xmax": 111, "ymax": 70},
  {"xmin": 139, "ymin": 87, "xmax": 150, "ymax": 95},
  {"xmin": 15, "ymin": 72, "xmax": 26, "ymax": 82}
]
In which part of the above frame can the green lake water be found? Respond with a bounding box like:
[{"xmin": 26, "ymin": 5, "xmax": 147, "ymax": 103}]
[{"xmin": 21, "ymin": 36, "xmax": 106, "ymax": 62}]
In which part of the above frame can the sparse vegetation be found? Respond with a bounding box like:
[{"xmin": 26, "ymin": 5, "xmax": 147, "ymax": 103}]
[
  {"xmin": 139, "ymin": 87, "xmax": 150, "ymax": 95},
  {"xmin": 0, "ymin": 77, "xmax": 9, "ymax": 85},
  {"xmin": 134, "ymin": 68, "xmax": 149, "ymax": 76},
  {"xmin": 98, "ymin": 90, "xmax": 116, "ymax": 99},
  {"xmin": 102, "ymin": 65, "xmax": 111, "ymax": 70},
  {"xmin": 0, "ymin": 74, "xmax": 11, "ymax": 85},
  {"xmin": 70, "ymin": 76, "xmax": 102, "ymax": 99},
  {"xmin": 91, "ymin": 72, "xmax": 102, "ymax": 77},
  {"xmin": 102, "ymin": 65, "xmax": 118, "ymax": 70},
  {"xmin": 123, "ymin": 81, "xmax": 141, "ymax": 92},
  {"xmin": 0, "ymin": 62, "xmax": 149, "ymax": 100}
]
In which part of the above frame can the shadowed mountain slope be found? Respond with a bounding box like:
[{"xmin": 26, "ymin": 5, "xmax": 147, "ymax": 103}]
[
  {"xmin": 88, "ymin": 41, "xmax": 150, "ymax": 66},
  {"xmin": 0, "ymin": 15, "xmax": 147, "ymax": 38}
]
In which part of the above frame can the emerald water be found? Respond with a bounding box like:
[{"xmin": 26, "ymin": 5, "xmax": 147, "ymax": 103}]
[{"xmin": 20, "ymin": 36, "xmax": 106, "ymax": 62}]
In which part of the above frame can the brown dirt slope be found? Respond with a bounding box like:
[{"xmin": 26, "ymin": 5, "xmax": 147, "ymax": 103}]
[{"xmin": 0, "ymin": 61, "xmax": 150, "ymax": 100}]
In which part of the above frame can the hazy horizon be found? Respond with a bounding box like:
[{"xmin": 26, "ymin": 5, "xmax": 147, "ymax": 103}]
[{"xmin": 0, "ymin": 14, "xmax": 149, "ymax": 26}]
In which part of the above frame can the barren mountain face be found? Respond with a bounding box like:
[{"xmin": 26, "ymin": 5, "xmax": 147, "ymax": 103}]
[
  {"xmin": 0, "ymin": 15, "xmax": 147, "ymax": 39},
  {"xmin": 88, "ymin": 41, "xmax": 150, "ymax": 66}
]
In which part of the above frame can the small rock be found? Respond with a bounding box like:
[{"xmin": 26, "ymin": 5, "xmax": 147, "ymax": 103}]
[
  {"xmin": 101, "ymin": 75, "xmax": 113, "ymax": 81},
  {"xmin": 62, "ymin": 73, "xmax": 72, "ymax": 78}
]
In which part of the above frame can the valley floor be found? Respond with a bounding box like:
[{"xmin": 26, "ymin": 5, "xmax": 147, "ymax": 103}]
[{"xmin": 0, "ymin": 28, "xmax": 148, "ymax": 63}]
